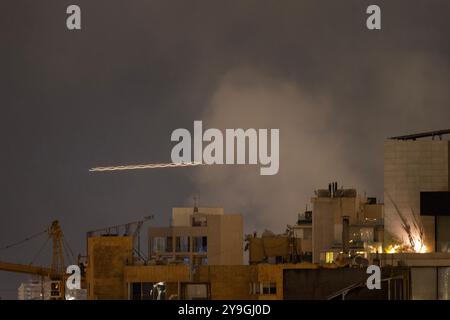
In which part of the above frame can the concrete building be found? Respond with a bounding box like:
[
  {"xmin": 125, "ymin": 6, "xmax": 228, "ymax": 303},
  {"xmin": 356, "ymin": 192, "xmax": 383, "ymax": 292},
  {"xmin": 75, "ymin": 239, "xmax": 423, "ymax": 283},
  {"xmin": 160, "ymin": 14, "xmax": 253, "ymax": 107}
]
[
  {"xmin": 84, "ymin": 212, "xmax": 450, "ymax": 300},
  {"xmin": 384, "ymin": 131, "xmax": 450, "ymax": 253},
  {"xmin": 380, "ymin": 130, "xmax": 450, "ymax": 299},
  {"xmin": 65, "ymin": 288, "xmax": 88, "ymax": 300},
  {"xmin": 292, "ymin": 210, "xmax": 313, "ymax": 258},
  {"xmin": 148, "ymin": 207, "xmax": 243, "ymax": 266},
  {"xmin": 123, "ymin": 263, "xmax": 408, "ymax": 300},
  {"xmin": 246, "ymin": 210, "xmax": 312, "ymax": 264},
  {"xmin": 311, "ymin": 184, "xmax": 384, "ymax": 264},
  {"xmin": 248, "ymin": 188, "xmax": 383, "ymax": 266},
  {"xmin": 86, "ymin": 236, "xmax": 134, "ymax": 300},
  {"xmin": 377, "ymin": 252, "xmax": 450, "ymax": 300},
  {"xmin": 18, "ymin": 278, "xmax": 50, "ymax": 300},
  {"xmin": 85, "ymin": 234, "xmax": 450, "ymax": 300}
]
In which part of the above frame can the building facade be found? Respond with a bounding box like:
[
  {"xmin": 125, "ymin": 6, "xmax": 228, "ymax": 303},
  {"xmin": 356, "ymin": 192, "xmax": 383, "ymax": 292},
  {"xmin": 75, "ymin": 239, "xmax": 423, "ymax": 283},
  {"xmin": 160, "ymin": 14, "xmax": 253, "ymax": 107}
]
[
  {"xmin": 384, "ymin": 138, "xmax": 450, "ymax": 252},
  {"xmin": 18, "ymin": 278, "xmax": 50, "ymax": 300},
  {"xmin": 311, "ymin": 184, "xmax": 384, "ymax": 264},
  {"xmin": 148, "ymin": 207, "xmax": 243, "ymax": 265}
]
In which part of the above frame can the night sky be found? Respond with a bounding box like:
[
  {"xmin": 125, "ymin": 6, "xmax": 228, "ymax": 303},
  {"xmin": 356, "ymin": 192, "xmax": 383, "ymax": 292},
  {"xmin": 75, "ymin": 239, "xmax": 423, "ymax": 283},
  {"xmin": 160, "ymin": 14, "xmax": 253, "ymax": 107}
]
[{"xmin": 1, "ymin": 0, "xmax": 450, "ymax": 299}]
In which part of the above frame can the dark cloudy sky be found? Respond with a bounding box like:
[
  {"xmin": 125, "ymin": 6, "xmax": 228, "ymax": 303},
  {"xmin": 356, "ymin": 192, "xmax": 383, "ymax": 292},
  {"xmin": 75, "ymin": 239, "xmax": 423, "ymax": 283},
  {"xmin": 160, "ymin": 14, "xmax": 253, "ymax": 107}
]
[{"xmin": 1, "ymin": 0, "xmax": 450, "ymax": 299}]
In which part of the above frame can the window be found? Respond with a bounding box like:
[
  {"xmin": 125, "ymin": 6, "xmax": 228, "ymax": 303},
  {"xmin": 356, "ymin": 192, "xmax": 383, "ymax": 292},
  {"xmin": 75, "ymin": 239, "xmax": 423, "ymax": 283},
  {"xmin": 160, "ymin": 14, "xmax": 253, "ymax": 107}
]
[
  {"xmin": 250, "ymin": 282, "xmax": 276, "ymax": 295},
  {"xmin": 181, "ymin": 283, "xmax": 211, "ymax": 300},
  {"xmin": 186, "ymin": 284, "xmax": 209, "ymax": 299},
  {"xmin": 262, "ymin": 282, "xmax": 277, "ymax": 295},
  {"xmin": 193, "ymin": 236, "xmax": 207, "ymax": 252},
  {"xmin": 152, "ymin": 237, "xmax": 166, "ymax": 253},
  {"xmin": 438, "ymin": 267, "xmax": 450, "ymax": 300},
  {"xmin": 130, "ymin": 282, "xmax": 165, "ymax": 300},
  {"xmin": 192, "ymin": 216, "xmax": 207, "ymax": 227},
  {"xmin": 142, "ymin": 283, "xmax": 153, "ymax": 300},
  {"xmin": 131, "ymin": 283, "xmax": 142, "ymax": 300},
  {"xmin": 411, "ymin": 268, "xmax": 437, "ymax": 300},
  {"xmin": 325, "ymin": 252, "xmax": 334, "ymax": 264},
  {"xmin": 166, "ymin": 236, "xmax": 173, "ymax": 252},
  {"xmin": 250, "ymin": 282, "xmax": 260, "ymax": 295},
  {"xmin": 176, "ymin": 236, "xmax": 190, "ymax": 252},
  {"xmin": 360, "ymin": 228, "xmax": 374, "ymax": 242}
]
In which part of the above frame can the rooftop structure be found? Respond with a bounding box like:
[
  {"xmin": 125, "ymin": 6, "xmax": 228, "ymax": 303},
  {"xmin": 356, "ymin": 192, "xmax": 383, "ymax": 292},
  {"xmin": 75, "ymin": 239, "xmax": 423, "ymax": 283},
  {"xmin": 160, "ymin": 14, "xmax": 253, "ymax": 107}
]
[
  {"xmin": 148, "ymin": 207, "xmax": 243, "ymax": 266},
  {"xmin": 312, "ymin": 183, "xmax": 384, "ymax": 264}
]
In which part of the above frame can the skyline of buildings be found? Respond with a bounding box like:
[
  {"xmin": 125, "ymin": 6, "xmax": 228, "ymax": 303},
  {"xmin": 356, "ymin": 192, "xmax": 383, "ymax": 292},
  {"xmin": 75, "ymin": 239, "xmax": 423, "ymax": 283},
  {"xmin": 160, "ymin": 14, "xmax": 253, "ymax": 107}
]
[{"xmin": 4, "ymin": 130, "xmax": 450, "ymax": 300}]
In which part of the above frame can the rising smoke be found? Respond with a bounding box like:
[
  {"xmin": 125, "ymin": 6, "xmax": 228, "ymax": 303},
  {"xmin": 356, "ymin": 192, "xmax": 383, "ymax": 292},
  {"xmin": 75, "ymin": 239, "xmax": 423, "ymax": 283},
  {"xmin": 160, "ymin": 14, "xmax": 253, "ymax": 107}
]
[
  {"xmin": 189, "ymin": 54, "xmax": 450, "ymax": 234},
  {"xmin": 190, "ymin": 68, "xmax": 368, "ymax": 233}
]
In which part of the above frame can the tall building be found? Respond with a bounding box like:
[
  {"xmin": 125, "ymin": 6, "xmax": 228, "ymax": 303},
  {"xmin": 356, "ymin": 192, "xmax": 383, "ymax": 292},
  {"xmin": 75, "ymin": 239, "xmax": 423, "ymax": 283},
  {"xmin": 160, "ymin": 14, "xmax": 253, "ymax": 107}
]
[
  {"xmin": 311, "ymin": 184, "xmax": 384, "ymax": 264},
  {"xmin": 384, "ymin": 130, "xmax": 450, "ymax": 252},
  {"xmin": 148, "ymin": 207, "xmax": 243, "ymax": 265},
  {"xmin": 86, "ymin": 236, "xmax": 134, "ymax": 300}
]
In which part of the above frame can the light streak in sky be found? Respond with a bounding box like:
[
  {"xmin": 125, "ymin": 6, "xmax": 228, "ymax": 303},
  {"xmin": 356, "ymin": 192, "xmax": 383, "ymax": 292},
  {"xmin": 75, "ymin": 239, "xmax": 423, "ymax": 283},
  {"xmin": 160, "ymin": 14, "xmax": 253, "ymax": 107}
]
[{"xmin": 89, "ymin": 162, "xmax": 203, "ymax": 172}]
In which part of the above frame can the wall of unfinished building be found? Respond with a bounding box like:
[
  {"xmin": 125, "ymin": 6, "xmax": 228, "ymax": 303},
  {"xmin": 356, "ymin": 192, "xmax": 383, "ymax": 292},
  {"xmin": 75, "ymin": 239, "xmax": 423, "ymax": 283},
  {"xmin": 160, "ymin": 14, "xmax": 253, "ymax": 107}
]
[
  {"xmin": 247, "ymin": 236, "xmax": 290, "ymax": 264},
  {"xmin": 208, "ymin": 214, "xmax": 243, "ymax": 265},
  {"xmin": 123, "ymin": 263, "xmax": 318, "ymax": 300},
  {"xmin": 86, "ymin": 236, "xmax": 133, "ymax": 300},
  {"xmin": 124, "ymin": 265, "xmax": 256, "ymax": 299},
  {"xmin": 384, "ymin": 140, "xmax": 450, "ymax": 252}
]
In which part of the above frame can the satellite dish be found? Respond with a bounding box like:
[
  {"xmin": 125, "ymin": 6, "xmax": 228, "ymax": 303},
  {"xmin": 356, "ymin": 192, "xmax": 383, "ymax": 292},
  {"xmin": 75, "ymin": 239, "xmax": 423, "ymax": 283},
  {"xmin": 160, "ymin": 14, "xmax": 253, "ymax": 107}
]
[
  {"xmin": 334, "ymin": 254, "xmax": 351, "ymax": 267},
  {"xmin": 353, "ymin": 255, "xmax": 369, "ymax": 267}
]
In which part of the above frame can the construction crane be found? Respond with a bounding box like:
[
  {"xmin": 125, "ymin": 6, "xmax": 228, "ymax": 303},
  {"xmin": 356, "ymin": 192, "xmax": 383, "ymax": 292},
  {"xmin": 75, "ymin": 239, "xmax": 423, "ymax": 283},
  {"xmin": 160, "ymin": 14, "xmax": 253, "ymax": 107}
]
[
  {"xmin": 86, "ymin": 215, "xmax": 154, "ymax": 261},
  {"xmin": 0, "ymin": 220, "xmax": 76, "ymax": 300}
]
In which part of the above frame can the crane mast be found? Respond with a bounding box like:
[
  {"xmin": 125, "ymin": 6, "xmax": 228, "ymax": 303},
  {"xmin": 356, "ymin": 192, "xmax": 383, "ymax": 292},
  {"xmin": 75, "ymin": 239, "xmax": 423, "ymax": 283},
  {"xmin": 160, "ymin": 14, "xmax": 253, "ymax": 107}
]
[{"xmin": 0, "ymin": 220, "xmax": 73, "ymax": 299}]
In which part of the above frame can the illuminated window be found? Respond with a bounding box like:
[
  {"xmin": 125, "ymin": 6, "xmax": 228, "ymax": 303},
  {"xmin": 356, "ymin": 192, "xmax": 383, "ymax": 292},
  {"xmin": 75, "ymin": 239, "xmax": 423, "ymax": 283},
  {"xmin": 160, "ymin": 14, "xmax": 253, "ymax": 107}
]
[
  {"xmin": 360, "ymin": 228, "xmax": 374, "ymax": 242},
  {"xmin": 325, "ymin": 252, "xmax": 334, "ymax": 264}
]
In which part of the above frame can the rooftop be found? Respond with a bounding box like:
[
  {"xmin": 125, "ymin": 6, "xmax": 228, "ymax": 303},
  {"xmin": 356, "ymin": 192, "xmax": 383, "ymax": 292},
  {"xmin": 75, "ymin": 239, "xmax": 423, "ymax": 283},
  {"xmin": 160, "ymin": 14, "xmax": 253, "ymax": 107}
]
[{"xmin": 389, "ymin": 129, "xmax": 450, "ymax": 141}]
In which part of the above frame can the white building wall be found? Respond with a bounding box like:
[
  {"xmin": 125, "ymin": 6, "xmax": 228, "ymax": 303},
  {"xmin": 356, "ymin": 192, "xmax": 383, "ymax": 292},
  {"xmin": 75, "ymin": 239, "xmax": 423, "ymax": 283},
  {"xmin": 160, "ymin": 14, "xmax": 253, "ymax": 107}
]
[{"xmin": 384, "ymin": 140, "xmax": 449, "ymax": 251}]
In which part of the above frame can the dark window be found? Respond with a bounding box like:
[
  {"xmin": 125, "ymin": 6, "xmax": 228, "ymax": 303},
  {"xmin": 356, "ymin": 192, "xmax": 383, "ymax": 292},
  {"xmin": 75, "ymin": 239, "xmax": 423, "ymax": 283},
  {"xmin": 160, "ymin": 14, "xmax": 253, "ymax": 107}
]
[
  {"xmin": 176, "ymin": 236, "xmax": 190, "ymax": 252},
  {"xmin": 142, "ymin": 283, "xmax": 153, "ymax": 300},
  {"xmin": 131, "ymin": 282, "xmax": 157, "ymax": 300},
  {"xmin": 421, "ymin": 192, "xmax": 450, "ymax": 216},
  {"xmin": 262, "ymin": 282, "xmax": 277, "ymax": 295},
  {"xmin": 131, "ymin": 283, "xmax": 142, "ymax": 300},
  {"xmin": 166, "ymin": 236, "xmax": 173, "ymax": 252},
  {"xmin": 193, "ymin": 236, "xmax": 207, "ymax": 252}
]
